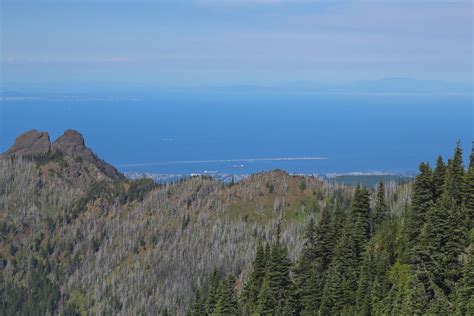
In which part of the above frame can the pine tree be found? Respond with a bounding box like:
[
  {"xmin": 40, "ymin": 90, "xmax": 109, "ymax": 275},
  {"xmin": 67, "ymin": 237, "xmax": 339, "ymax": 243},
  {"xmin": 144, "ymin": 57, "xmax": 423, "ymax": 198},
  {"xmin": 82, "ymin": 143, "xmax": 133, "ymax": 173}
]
[
  {"xmin": 351, "ymin": 185, "xmax": 371, "ymax": 263},
  {"xmin": 320, "ymin": 186, "xmax": 371, "ymax": 314},
  {"xmin": 426, "ymin": 282, "xmax": 452, "ymax": 315},
  {"xmin": 407, "ymin": 162, "xmax": 433, "ymax": 250},
  {"xmin": 465, "ymin": 147, "xmax": 474, "ymax": 230},
  {"xmin": 293, "ymin": 218, "xmax": 316, "ymax": 314},
  {"xmin": 215, "ymin": 275, "xmax": 238, "ymax": 315},
  {"xmin": 314, "ymin": 205, "xmax": 336, "ymax": 273},
  {"xmin": 256, "ymin": 278, "xmax": 275, "ymax": 315},
  {"xmin": 444, "ymin": 141, "xmax": 465, "ymax": 207},
  {"xmin": 355, "ymin": 252, "xmax": 372, "ymax": 315},
  {"xmin": 320, "ymin": 223, "xmax": 359, "ymax": 314},
  {"xmin": 454, "ymin": 255, "xmax": 474, "ymax": 315},
  {"xmin": 257, "ymin": 233, "xmax": 292, "ymax": 315},
  {"xmin": 190, "ymin": 290, "xmax": 207, "ymax": 316},
  {"xmin": 432, "ymin": 155, "xmax": 446, "ymax": 202},
  {"xmin": 206, "ymin": 268, "xmax": 221, "ymax": 314},
  {"xmin": 372, "ymin": 181, "xmax": 388, "ymax": 234},
  {"xmin": 241, "ymin": 242, "xmax": 268, "ymax": 314},
  {"xmin": 400, "ymin": 272, "xmax": 428, "ymax": 315},
  {"xmin": 369, "ymin": 277, "xmax": 383, "ymax": 315}
]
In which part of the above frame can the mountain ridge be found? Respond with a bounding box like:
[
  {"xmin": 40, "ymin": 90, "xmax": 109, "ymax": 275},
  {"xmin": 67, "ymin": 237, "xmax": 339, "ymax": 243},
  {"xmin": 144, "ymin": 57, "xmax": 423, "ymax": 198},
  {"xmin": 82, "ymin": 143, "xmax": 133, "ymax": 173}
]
[
  {"xmin": 2, "ymin": 129, "xmax": 122, "ymax": 180},
  {"xmin": 0, "ymin": 129, "xmax": 411, "ymax": 315}
]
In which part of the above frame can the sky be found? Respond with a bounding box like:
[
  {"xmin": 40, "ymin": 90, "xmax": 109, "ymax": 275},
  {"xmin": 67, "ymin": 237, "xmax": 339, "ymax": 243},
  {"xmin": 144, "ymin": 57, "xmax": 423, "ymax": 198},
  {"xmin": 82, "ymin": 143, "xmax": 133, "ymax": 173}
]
[{"xmin": 1, "ymin": 0, "xmax": 473, "ymax": 89}]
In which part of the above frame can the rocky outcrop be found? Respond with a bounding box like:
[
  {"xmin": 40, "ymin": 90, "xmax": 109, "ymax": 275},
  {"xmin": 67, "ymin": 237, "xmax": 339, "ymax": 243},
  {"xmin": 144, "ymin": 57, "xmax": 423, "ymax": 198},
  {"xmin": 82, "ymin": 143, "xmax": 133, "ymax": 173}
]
[
  {"xmin": 51, "ymin": 129, "xmax": 121, "ymax": 179},
  {"xmin": 51, "ymin": 129, "xmax": 86, "ymax": 155},
  {"xmin": 4, "ymin": 130, "xmax": 51, "ymax": 157},
  {"xmin": 3, "ymin": 129, "xmax": 122, "ymax": 180}
]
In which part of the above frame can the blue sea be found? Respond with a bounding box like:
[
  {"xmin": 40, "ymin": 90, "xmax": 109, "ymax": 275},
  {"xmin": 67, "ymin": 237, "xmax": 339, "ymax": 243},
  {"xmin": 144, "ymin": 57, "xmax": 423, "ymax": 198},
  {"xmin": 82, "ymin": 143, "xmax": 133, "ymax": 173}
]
[{"xmin": 1, "ymin": 91, "xmax": 472, "ymax": 176}]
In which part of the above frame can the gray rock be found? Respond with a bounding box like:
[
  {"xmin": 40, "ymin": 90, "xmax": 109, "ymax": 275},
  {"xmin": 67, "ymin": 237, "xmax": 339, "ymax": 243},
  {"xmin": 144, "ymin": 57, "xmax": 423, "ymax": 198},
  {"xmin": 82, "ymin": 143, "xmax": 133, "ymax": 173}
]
[
  {"xmin": 4, "ymin": 130, "xmax": 51, "ymax": 157},
  {"xmin": 3, "ymin": 129, "xmax": 121, "ymax": 180},
  {"xmin": 52, "ymin": 129, "xmax": 121, "ymax": 179}
]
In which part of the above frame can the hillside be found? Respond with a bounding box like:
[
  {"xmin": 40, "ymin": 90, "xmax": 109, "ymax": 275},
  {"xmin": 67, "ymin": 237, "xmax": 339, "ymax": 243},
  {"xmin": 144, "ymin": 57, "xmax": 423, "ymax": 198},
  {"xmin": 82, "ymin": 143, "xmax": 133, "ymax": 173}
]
[{"xmin": 1, "ymin": 130, "xmax": 470, "ymax": 315}]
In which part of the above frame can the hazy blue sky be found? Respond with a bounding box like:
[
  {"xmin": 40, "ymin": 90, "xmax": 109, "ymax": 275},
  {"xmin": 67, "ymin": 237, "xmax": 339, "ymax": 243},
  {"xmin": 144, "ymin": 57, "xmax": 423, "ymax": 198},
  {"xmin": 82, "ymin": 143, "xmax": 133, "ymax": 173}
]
[{"xmin": 1, "ymin": 0, "xmax": 473, "ymax": 87}]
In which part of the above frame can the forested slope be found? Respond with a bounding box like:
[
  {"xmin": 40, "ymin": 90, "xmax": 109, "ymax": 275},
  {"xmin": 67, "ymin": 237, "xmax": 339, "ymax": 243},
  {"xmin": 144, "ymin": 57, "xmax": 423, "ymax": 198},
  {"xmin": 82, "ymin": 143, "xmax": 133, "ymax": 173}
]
[
  {"xmin": 1, "ymin": 130, "xmax": 470, "ymax": 315},
  {"xmin": 191, "ymin": 143, "xmax": 474, "ymax": 315}
]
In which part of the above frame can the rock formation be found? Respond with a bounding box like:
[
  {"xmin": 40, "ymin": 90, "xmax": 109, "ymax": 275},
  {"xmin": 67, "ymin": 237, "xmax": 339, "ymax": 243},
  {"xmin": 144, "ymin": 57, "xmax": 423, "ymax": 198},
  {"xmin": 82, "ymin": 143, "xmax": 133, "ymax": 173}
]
[
  {"xmin": 3, "ymin": 129, "xmax": 121, "ymax": 179},
  {"xmin": 4, "ymin": 129, "xmax": 51, "ymax": 157}
]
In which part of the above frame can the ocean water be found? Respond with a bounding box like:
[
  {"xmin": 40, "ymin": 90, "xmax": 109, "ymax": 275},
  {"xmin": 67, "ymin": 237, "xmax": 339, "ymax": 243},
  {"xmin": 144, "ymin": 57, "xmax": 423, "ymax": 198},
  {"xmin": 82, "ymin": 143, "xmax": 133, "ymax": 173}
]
[{"xmin": 1, "ymin": 91, "xmax": 472, "ymax": 176}]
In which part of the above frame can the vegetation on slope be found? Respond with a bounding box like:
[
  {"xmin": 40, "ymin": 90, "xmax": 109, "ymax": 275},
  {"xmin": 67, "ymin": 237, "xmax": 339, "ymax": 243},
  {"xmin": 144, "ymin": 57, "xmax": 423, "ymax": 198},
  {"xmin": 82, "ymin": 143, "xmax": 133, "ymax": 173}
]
[
  {"xmin": 190, "ymin": 143, "xmax": 474, "ymax": 315},
  {"xmin": 1, "ymin": 138, "xmax": 469, "ymax": 315}
]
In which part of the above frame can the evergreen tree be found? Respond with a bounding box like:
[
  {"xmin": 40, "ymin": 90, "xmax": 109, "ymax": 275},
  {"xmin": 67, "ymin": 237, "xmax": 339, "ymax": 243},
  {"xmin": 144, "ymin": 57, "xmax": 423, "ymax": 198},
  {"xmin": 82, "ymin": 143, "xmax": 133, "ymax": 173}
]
[
  {"xmin": 465, "ymin": 147, "xmax": 474, "ymax": 230},
  {"xmin": 432, "ymin": 155, "xmax": 446, "ymax": 202},
  {"xmin": 372, "ymin": 181, "xmax": 388, "ymax": 234},
  {"xmin": 407, "ymin": 162, "xmax": 433, "ymax": 250},
  {"xmin": 257, "ymin": 233, "xmax": 292, "ymax": 315},
  {"xmin": 320, "ymin": 186, "xmax": 371, "ymax": 314},
  {"xmin": 351, "ymin": 185, "xmax": 371, "ymax": 264},
  {"xmin": 426, "ymin": 282, "xmax": 452, "ymax": 315},
  {"xmin": 314, "ymin": 205, "xmax": 336, "ymax": 273},
  {"xmin": 355, "ymin": 252, "xmax": 372, "ymax": 315},
  {"xmin": 215, "ymin": 275, "xmax": 238, "ymax": 315},
  {"xmin": 454, "ymin": 255, "xmax": 474, "ymax": 315},
  {"xmin": 369, "ymin": 277, "xmax": 383, "ymax": 315},
  {"xmin": 320, "ymin": 222, "xmax": 359, "ymax": 314},
  {"xmin": 187, "ymin": 143, "xmax": 471, "ymax": 316},
  {"xmin": 444, "ymin": 141, "xmax": 465, "ymax": 207},
  {"xmin": 294, "ymin": 215, "xmax": 331, "ymax": 314},
  {"xmin": 206, "ymin": 268, "xmax": 221, "ymax": 314},
  {"xmin": 256, "ymin": 278, "xmax": 275, "ymax": 315},
  {"xmin": 293, "ymin": 218, "xmax": 316, "ymax": 314},
  {"xmin": 241, "ymin": 242, "xmax": 268, "ymax": 314},
  {"xmin": 190, "ymin": 290, "xmax": 207, "ymax": 316},
  {"xmin": 400, "ymin": 273, "xmax": 428, "ymax": 315}
]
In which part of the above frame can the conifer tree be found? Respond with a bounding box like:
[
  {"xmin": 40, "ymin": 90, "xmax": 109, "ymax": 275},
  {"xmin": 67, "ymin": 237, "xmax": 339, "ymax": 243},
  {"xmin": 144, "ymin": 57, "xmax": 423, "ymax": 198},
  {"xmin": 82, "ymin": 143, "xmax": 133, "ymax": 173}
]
[
  {"xmin": 465, "ymin": 147, "xmax": 474, "ymax": 230},
  {"xmin": 444, "ymin": 141, "xmax": 465, "ymax": 207},
  {"xmin": 257, "ymin": 230, "xmax": 292, "ymax": 315},
  {"xmin": 320, "ymin": 222, "xmax": 359, "ymax": 314},
  {"xmin": 351, "ymin": 185, "xmax": 371, "ymax": 262},
  {"xmin": 372, "ymin": 181, "xmax": 388, "ymax": 233},
  {"xmin": 407, "ymin": 162, "xmax": 433, "ymax": 249},
  {"xmin": 314, "ymin": 205, "xmax": 336, "ymax": 273},
  {"xmin": 256, "ymin": 278, "xmax": 275, "ymax": 315},
  {"xmin": 241, "ymin": 242, "xmax": 267, "ymax": 314},
  {"xmin": 320, "ymin": 186, "xmax": 371, "ymax": 314},
  {"xmin": 432, "ymin": 155, "xmax": 446, "ymax": 202},
  {"xmin": 215, "ymin": 275, "xmax": 238, "ymax": 315},
  {"xmin": 355, "ymin": 252, "xmax": 372, "ymax": 315},
  {"xmin": 369, "ymin": 277, "xmax": 383, "ymax": 315},
  {"xmin": 454, "ymin": 255, "xmax": 474, "ymax": 315},
  {"xmin": 293, "ymin": 218, "xmax": 316, "ymax": 314},
  {"xmin": 426, "ymin": 282, "xmax": 452, "ymax": 315},
  {"xmin": 294, "ymin": 216, "xmax": 328, "ymax": 314},
  {"xmin": 330, "ymin": 202, "xmax": 345, "ymax": 250},
  {"xmin": 190, "ymin": 290, "xmax": 207, "ymax": 316},
  {"xmin": 399, "ymin": 273, "xmax": 428, "ymax": 315},
  {"xmin": 206, "ymin": 268, "xmax": 221, "ymax": 314}
]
